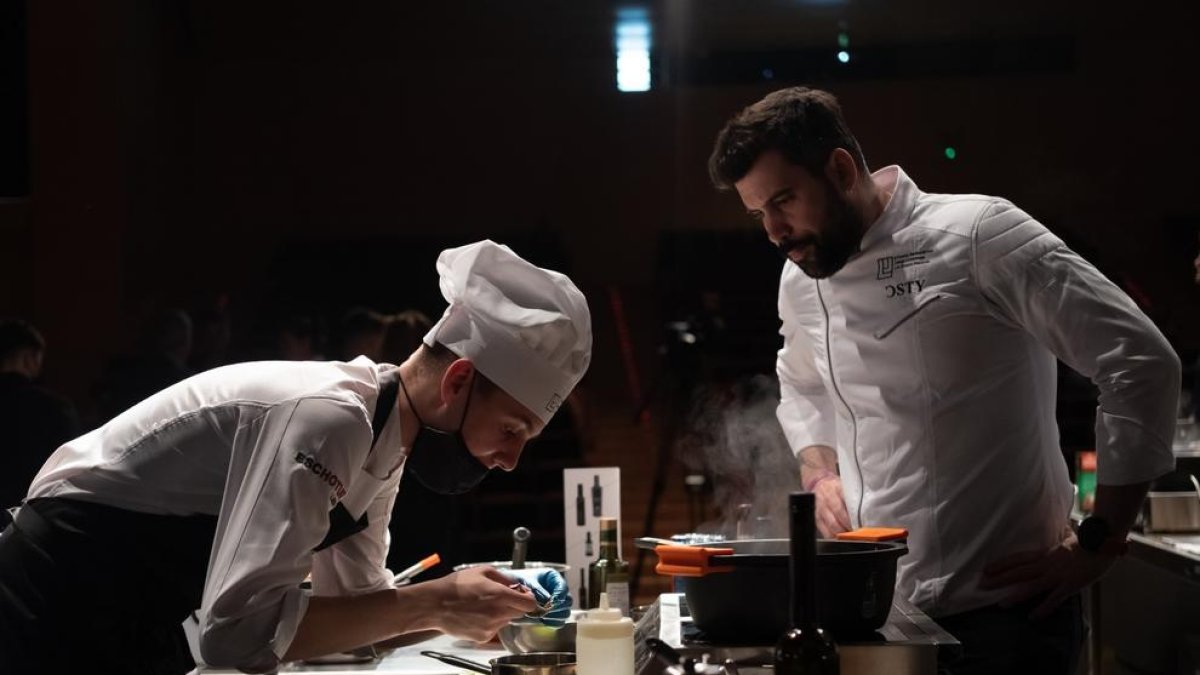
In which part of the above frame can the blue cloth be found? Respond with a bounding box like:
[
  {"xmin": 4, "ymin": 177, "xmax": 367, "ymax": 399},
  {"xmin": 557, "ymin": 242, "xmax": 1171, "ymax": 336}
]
[{"xmin": 502, "ymin": 568, "xmax": 572, "ymax": 625}]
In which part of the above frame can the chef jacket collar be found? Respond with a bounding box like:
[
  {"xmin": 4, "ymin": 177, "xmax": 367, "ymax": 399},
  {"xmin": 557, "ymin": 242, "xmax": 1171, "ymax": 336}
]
[{"xmin": 858, "ymin": 165, "xmax": 920, "ymax": 252}]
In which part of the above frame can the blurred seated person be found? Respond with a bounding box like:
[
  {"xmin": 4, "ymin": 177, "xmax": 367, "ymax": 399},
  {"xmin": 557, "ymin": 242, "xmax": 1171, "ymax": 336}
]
[
  {"xmin": 1193, "ymin": 229, "xmax": 1200, "ymax": 287},
  {"xmin": 0, "ymin": 318, "xmax": 79, "ymax": 511},
  {"xmin": 382, "ymin": 310, "xmax": 434, "ymax": 364},
  {"xmin": 276, "ymin": 312, "xmax": 326, "ymax": 361},
  {"xmin": 335, "ymin": 307, "xmax": 388, "ymax": 362},
  {"xmin": 93, "ymin": 308, "xmax": 193, "ymax": 424},
  {"xmin": 189, "ymin": 300, "xmax": 233, "ymax": 373}
]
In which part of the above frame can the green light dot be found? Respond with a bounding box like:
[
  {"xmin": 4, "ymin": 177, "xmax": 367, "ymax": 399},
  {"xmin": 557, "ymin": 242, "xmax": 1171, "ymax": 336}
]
[
  {"xmin": 944, "ymin": 147, "xmax": 957, "ymax": 160},
  {"xmin": 837, "ymin": 32, "xmax": 850, "ymax": 48}
]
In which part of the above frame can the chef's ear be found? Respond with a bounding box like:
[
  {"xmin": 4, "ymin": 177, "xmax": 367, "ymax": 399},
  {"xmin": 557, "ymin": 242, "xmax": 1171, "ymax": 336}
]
[
  {"xmin": 439, "ymin": 358, "xmax": 476, "ymax": 404},
  {"xmin": 825, "ymin": 147, "xmax": 859, "ymax": 196}
]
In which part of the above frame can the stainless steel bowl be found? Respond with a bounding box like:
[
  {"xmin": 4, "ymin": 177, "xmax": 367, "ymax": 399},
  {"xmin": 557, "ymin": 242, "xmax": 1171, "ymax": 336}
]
[{"xmin": 497, "ymin": 612, "xmax": 582, "ymax": 653}]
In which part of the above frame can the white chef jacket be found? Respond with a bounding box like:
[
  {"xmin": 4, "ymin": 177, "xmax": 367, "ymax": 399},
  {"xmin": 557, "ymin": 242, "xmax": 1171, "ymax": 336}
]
[
  {"xmin": 776, "ymin": 166, "xmax": 1180, "ymax": 617},
  {"xmin": 26, "ymin": 357, "xmax": 407, "ymax": 672}
]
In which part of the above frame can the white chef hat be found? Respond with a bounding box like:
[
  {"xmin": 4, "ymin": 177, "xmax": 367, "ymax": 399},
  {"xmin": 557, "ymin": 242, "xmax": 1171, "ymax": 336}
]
[{"xmin": 424, "ymin": 240, "xmax": 592, "ymax": 423}]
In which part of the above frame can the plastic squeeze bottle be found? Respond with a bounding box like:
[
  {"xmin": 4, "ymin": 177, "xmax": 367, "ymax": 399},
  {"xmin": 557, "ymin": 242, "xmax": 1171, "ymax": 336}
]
[{"xmin": 576, "ymin": 591, "xmax": 634, "ymax": 675}]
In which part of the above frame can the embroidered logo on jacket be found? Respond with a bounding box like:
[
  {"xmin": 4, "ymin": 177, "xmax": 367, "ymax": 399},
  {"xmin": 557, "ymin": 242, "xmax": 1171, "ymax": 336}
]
[
  {"xmin": 885, "ymin": 279, "xmax": 926, "ymax": 298},
  {"xmin": 295, "ymin": 451, "xmax": 348, "ymax": 505},
  {"xmin": 876, "ymin": 250, "xmax": 932, "ymax": 280}
]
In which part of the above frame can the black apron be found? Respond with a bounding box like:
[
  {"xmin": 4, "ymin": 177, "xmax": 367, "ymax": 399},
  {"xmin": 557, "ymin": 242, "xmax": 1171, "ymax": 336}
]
[{"xmin": 0, "ymin": 371, "xmax": 400, "ymax": 675}]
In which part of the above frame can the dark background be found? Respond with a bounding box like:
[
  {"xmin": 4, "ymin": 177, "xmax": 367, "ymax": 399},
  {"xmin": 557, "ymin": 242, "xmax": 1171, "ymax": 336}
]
[
  {"xmin": 3, "ymin": 1, "xmax": 1198, "ymax": 408},
  {"xmin": 1, "ymin": 0, "xmax": 1199, "ymax": 573}
]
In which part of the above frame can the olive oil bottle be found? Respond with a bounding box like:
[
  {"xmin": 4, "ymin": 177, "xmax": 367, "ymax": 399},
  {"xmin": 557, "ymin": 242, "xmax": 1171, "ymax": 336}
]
[{"xmin": 587, "ymin": 517, "xmax": 630, "ymax": 615}]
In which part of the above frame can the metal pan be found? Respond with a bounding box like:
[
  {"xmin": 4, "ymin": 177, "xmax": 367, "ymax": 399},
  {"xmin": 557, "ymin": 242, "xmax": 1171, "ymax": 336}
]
[{"xmin": 421, "ymin": 650, "xmax": 576, "ymax": 675}]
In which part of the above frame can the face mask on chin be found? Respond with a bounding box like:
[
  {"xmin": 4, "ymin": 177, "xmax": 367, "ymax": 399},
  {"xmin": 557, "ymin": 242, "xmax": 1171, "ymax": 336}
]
[{"xmin": 398, "ymin": 372, "xmax": 491, "ymax": 495}]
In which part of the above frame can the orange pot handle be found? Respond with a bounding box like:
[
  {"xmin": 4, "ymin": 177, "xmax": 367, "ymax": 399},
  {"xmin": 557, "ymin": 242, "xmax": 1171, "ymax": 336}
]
[
  {"xmin": 835, "ymin": 527, "xmax": 908, "ymax": 542},
  {"xmin": 653, "ymin": 545, "xmax": 736, "ymax": 577}
]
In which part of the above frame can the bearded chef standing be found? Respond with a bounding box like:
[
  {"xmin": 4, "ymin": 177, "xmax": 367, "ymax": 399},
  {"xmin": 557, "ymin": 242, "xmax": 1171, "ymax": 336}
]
[
  {"xmin": 0, "ymin": 240, "xmax": 590, "ymax": 674},
  {"xmin": 708, "ymin": 87, "xmax": 1180, "ymax": 675}
]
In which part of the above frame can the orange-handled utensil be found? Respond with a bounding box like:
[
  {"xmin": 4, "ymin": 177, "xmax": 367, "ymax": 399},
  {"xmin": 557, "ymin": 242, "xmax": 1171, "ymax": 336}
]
[{"xmin": 394, "ymin": 553, "xmax": 441, "ymax": 584}]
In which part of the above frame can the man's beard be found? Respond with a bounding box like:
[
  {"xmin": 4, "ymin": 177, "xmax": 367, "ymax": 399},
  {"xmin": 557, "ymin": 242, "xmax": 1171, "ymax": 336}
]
[{"xmin": 777, "ymin": 182, "xmax": 865, "ymax": 279}]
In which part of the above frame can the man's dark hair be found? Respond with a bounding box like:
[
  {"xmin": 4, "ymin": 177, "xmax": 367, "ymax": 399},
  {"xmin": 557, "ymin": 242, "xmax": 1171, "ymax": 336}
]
[
  {"xmin": 0, "ymin": 317, "xmax": 45, "ymax": 361},
  {"xmin": 708, "ymin": 86, "xmax": 867, "ymax": 191}
]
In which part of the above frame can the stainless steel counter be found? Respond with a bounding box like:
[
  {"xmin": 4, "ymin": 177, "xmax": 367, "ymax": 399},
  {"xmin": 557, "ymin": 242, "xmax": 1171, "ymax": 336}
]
[
  {"xmin": 633, "ymin": 593, "xmax": 958, "ymax": 675},
  {"xmin": 1125, "ymin": 530, "xmax": 1200, "ymax": 581},
  {"xmin": 196, "ymin": 633, "xmax": 512, "ymax": 674},
  {"xmin": 1072, "ymin": 505, "xmax": 1200, "ymax": 673}
]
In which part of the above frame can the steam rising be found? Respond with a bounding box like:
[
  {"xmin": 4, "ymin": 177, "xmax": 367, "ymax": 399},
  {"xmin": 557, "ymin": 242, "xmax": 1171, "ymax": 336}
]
[{"xmin": 676, "ymin": 374, "xmax": 801, "ymax": 539}]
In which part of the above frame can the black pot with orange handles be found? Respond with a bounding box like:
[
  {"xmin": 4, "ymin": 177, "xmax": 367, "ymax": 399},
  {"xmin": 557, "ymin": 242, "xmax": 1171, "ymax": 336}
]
[{"xmin": 647, "ymin": 527, "xmax": 909, "ymax": 643}]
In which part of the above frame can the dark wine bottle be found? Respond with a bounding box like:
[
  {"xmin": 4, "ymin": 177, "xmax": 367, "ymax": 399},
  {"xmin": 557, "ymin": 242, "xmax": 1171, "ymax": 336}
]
[
  {"xmin": 774, "ymin": 492, "xmax": 839, "ymax": 674},
  {"xmin": 576, "ymin": 483, "xmax": 585, "ymax": 526},
  {"xmin": 592, "ymin": 475, "xmax": 603, "ymax": 517}
]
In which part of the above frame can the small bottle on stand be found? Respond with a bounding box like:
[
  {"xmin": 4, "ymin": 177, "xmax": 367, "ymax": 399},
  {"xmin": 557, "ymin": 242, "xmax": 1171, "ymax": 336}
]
[
  {"xmin": 592, "ymin": 474, "xmax": 603, "ymax": 517},
  {"xmin": 576, "ymin": 592, "xmax": 634, "ymax": 675},
  {"xmin": 575, "ymin": 483, "xmax": 586, "ymax": 526},
  {"xmin": 587, "ymin": 517, "xmax": 630, "ymax": 616},
  {"xmin": 585, "ymin": 531, "xmax": 593, "ymax": 557},
  {"xmin": 774, "ymin": 492, "xmax": 839, "ymax": 674}
]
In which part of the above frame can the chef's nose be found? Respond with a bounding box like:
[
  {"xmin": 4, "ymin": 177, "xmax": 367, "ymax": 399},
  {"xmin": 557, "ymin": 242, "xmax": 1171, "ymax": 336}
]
[
  {"xmin": 761, "ymin": 208, "xmax": 789, "ymax": 244},
  {"xmin": 492, "ymin": 443, "xmax": 524, "ymax": 472}
]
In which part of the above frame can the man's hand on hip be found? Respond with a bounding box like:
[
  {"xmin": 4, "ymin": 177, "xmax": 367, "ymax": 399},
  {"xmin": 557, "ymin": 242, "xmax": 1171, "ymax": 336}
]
[{"xmin": 979, "ymin": 531, "xmax": 1118, "ymax": 619}]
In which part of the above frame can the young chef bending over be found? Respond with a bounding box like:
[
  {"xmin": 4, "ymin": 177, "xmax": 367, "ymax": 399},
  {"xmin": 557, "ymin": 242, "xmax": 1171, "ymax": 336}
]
[
  {"xmin": 0, "ymin": 240, "xmax": 590, "ymax": 674},
  {"xmin": 708, "ymin": 87, "xmax": 1179, "ymax": 675}
]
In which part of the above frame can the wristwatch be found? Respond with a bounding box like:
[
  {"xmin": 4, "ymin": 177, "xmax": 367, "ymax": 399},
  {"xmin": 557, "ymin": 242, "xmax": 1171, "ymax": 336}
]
[{"xmin": 1077, "ymin": 516, "xmax": 1129, "ymax": 556}]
